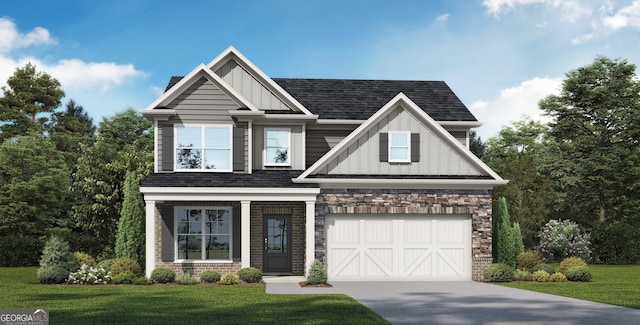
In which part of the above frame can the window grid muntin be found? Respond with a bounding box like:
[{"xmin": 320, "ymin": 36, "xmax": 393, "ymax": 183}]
[{"xmin": 176, "ymin": 207, "xmax": 232, "ymax": 261}]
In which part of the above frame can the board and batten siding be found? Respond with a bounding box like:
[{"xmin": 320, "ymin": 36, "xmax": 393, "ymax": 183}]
[
  {"xmin": 318, "ymin": 106, "xmax": 483, "ymax": 176},
  {"xmin": 215, "ymin": 59, "xmax": 290, "ymax": 111},
  {"xmin": 253, "ymin": 124, "xmax": 304, "ymax": 170},
  {"xmin": 305, "ymin": 129, "xmax": 353, "ymax": 167}
]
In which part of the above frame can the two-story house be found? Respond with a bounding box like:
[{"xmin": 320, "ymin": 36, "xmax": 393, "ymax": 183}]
[{"xmin": 140, "ymin": 46, "xmax": 506, "ymax": 281}]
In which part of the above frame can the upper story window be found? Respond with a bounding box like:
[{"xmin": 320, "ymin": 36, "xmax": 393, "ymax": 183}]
[
  {"xmin": 264, "ymin": 128, "xmax": 290, "ymax": 166},
  {"xmin": 175, "ymin": 126, "xmax": 232, "ymax": 171},
  {"xmin": 175, "ymin": 207, "xmax": 231, "ymax": 261},
  {"xmin": 388, "ymin": 131, "xmax": 411, "ymax": 163}
]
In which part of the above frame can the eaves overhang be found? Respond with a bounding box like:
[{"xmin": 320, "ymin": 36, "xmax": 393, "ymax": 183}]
[
  {"xmin": 291, "ymin": 178, "xmax": 508, "ymax": 190},
  {"xmin": 140, "ymin": 186, "xmax": 320, "ymax": 202}
]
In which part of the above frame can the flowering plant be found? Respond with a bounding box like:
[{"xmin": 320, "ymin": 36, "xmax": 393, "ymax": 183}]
[
  {"xmin": 536, "ymin": 219, "xmax": 591, "ymax": 262},
  {"xmin": 67, "ymin": 264, "xmax": 111, "ymax": 284}
]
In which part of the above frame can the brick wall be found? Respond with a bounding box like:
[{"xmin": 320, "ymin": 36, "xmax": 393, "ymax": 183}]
[{"xmin": 316, "ymin": 189, "xmax": 493, "ymax": 281}]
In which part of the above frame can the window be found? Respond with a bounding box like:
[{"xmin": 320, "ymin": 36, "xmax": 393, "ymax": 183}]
[
  {"xmin": 264, "ymin": 128, "xmax": 290, "ymax": 166},
  {"xmin": 176, "ymin": 207, "xmax": 231, "ymax": 261},
  {"xmin": 388, "ymin": 131, "xmax": 411, "ymax": 162},
  {"xmin": 175, "ymin": 126, "xmax": 231, "ymax": 171}
]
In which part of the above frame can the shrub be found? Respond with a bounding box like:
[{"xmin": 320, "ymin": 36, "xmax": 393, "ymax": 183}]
[
  {"xmin": 530, "ymin": 263, "xmax": 555, "ymax": 274},
  {"xmin": 493, "ymin": 198, "xmax": 516, "ymax": 268},
  {"xmin": 0, "ymin": 235, "xmax": 42, "ymax": 266},
  {"xmin": 559, "ymin": 257, "xmax": 587, "ymax": 274},
  {"xmin": 68, "ymin": 264, "xmax": 111, "ymax": 284},
  {"xmin": 110, "ymin": 258, "xmax": 143, "ymax": 277},
  {"xmin": 482, "ymin": 263, "xmax": 514, "ymax": 282},
  {"xmin": 306, "ymin": 259, "xmax": 328, "ymax": 285},
  {"xmin": 176, "ymin": 273, "xmax": 199, "ymax": 285},
  {"xmin": 39, "ymin": 236, "xmax": 77, "ymax": 272},
  {"xmin": 112, "ymin": 270, "xmax": 137, "ymax": 284},
  {"xmin": 97, "ymin": 259, "xmax": 116, "ymax": 272},
  {"xmin": 590, "ymin": 221, "xmax": 640, "ymax": 265},
  {"xmin": 513, "ymin": 222, "xmax": 525, "ymax": 256},
  {"xmin": 219, "ymin": 273, "xmax": 240, "ymax": 285},
  {"xmin": 133, "ymin": 276, "xmax": 151, "ymax": 285},
  {"xmin": 73, "ymin": 252, "xmax": 96, "ymax": 268},
  {"xmin": 238, "ymin": 267, "xmax": 262, "ymax": 283},
  {"xmin": 513, "ymin": 269, "xmax": 532, "ymax": 281},
  {"xmin": 516, "ymin": 251, "xmax": 543, "ymax": 271},
  {"xmin": 549, "ymin": 272, "xmax": 568, "ymax": 282},
  {"xmin": 115, "ymin": 171, "xmax": 145, "ymax": 269},
  {"xmin": 150, "ymin": 268, "xmax": 176, "ymax": 284},
  {"xmin": 536, "ymin": 219, "xmax": 591, "ymax": 262},
  {"xmin": 37, "ymin": 266, "xmax": 69, "ymax": 284},
  {"xmin": 531, "ymin": 270, "xmax": 550, "ymax": 282},
  {"xmin": 199, "ymin": 270, "xmax": 221, "ymax": 283},
  {"xmin": 565, "ymin": 266, "xmax": 592, "ymax": 282}
]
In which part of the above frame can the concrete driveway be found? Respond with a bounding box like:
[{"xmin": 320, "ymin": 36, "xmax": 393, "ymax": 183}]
[{"xmin": 265, "ymin": 279, "xmax": 640, "ymax": 324}]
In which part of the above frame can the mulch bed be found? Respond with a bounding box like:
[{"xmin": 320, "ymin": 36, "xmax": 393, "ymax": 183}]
[{"xmin": 299, "ymin": 281, "xmax": 332, "ymax": 288}]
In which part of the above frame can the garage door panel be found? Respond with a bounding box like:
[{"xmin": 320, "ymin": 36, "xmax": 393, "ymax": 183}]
[{"xmin": 327, "ymin": 215, "xmax": 471, "ymax": 281}]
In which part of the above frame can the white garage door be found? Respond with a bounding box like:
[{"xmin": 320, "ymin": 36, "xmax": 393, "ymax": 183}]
[{"xmin": 326, "ymin": 214, "xmax": 471, "ymax": 281}]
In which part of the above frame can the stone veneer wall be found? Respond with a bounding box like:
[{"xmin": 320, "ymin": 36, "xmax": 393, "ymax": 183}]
[{"xmin": 315, "ymin": 189, "xmax": 493, "ymax": 281}]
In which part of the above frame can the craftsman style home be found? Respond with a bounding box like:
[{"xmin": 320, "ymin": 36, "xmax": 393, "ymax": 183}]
[{"xmin": 140, "ymin": 46, "xmax": 506, "ymax": 281}]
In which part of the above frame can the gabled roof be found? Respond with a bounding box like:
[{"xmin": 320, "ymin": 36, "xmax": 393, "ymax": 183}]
[
  {"xmin": 294, "ymin": 93, "xmax": 507, "ymax": 189},
  {"xmin": 273, "ymin": 79, "xmax": 477, "ymax": 121}
]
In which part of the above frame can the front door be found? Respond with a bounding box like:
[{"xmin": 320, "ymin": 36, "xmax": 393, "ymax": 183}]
[{"xmin": 263, "ymin": 216, "xmax": 292, "ymax": 274}]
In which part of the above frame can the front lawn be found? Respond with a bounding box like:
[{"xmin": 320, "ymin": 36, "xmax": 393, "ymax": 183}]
[
  {"xmin": 0, "ymin": 267, "xmax": 388, "ymax": 324},
  {"xmin": 501, "ymin": 265, "xmax": 640, "ymax": 309}
]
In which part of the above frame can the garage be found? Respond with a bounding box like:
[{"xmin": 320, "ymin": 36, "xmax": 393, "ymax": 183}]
[{"xmin": 326, "ymin": 214, "xmax": 471, "ymax": 281}]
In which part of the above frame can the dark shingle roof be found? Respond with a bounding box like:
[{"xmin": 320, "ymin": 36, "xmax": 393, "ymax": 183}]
[
  {"xmin": 273, "ymin": 79, "xmax": 477, "ymax": 121},
  {"xmin": 164, "ymin": 77, "xmax": 476, "ymax": 121},
  {"xmin": 141, "ymin": 170, "xmax": 318, "ymax": 188}
]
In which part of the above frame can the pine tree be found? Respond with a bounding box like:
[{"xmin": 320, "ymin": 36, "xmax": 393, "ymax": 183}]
[
  {"xmin": 512, "ymin": 222, "xmax": 525, "ymax": 255},
  {"xmin": 115, "ymin": 171, "xmax": 146, "ymax": 268},
  {"xmin": 493, "ymin": 197, "xmax": 516, "ymax": 267}
]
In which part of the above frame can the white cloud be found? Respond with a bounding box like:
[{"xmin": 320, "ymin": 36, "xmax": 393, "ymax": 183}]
[
  {"xmin": 469, "ymin": 77, "xmax": 561, "ymax": 140},
  {"xmin": 602, "ymin": 0, "xmax": 640, "ymax": 30},
  {"xmin": 484, "ymin": 0, "xmax": 593, "ymax": 21},
  {"xmin": 483, "ymin": 0, "xmax": 556, "ymax": 17},
  {"xmin": 435, "ymin": 14, "xmax": 450, "ymax": 22},
  {"xmin": 0, "ymin": 18, "xmax": 55, "ymax": 53}
]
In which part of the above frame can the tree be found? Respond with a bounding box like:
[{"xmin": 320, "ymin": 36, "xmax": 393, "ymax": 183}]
[
  {"xmin": 0, "ymin": 63, "xmax": 65, "ymax": 141},
  {"xmin": 115, "ymin": 171, "xmax": 146, "ymax": 268},
  {"xmin": 482, "ymin": 119, "xmax": 556, "ymax": 247},
  {"xmin": 493, "ymin": 197, "xmax": 516, "ymax": 268},
  {"xmin": 72, "ymin": 108, "xmax": 153, "ymax": 253},
  {"xmin": 512, "ymin": 223, "xmax": 525, "ymax": 256},
  {"xmin": 469, "ymin": 129, "xmax": 485, "ymax": 158},
  {"xmin": 540, "ymin": 56, "xmax": 640, "ymax": 226},
  {"xmin": 48, "ymin": 99, "xmax": 96, "ymax": 171}
]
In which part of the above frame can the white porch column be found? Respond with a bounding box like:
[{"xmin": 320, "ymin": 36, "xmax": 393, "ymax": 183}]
[
  {"xmin": 145, "ymin": 200, "xmax": 156, "ymax": 278},
  {"xmin": 305, "ymin": 200, "xmax": 316, "ymax": 276},
  {"xmin": 241, "ymin": 200, "xmax": 251, "ymax": 268}
]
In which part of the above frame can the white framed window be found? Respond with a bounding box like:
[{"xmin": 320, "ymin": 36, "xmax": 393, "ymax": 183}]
[
  {"xmin": 388, "ymin": 131, "xmax": 411, "ymax": 162},
  {"xmin": 175, "ymin": 207, "xmax": 232, "ymax": 261},
  {"xmin": 264, "ymin": 128, "xmax": 291, "ymax": 166},
  {"xmin": 175, "ymin": 125, "xmax": 232, "ymax": 171}
]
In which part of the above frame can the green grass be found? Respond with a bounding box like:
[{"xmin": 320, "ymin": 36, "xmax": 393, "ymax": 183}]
[
  {"xmin": 0, "ymin": 267, "xmax": 389, "ymax": 324},
  {"xmin": 501, "ymin": 265, "xmax": 640, "ymax": 309}
]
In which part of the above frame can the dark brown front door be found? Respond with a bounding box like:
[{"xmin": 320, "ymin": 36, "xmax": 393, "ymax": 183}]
[{"xmin": 263, "ymin": 216, "xmax": 292, "ymax": 274}]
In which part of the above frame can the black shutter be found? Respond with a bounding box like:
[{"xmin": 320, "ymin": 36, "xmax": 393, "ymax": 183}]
[
  {"xmin": 411, "ymin": 133, "xmax": 420, "ymax": 162},
  {"xmin": 379, "ymin": 133, "xmax": 388, "ymax": 162},
  {"xmin": 233, "ymin": 127, "xmax": 245, "ymax": 171},
  {"xmin": 232, "ymin": 205, "xmax": 241, "ymax": 260},
  {"xmin": 162, "ymin": 126, "xmax": 174, "ymax": 171},
  {"xmin": 160, "ymin": 207, "xmax": 174, "ymax": 262}
]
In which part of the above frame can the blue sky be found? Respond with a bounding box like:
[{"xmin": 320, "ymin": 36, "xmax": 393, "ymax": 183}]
[{"xmin": 2, "ymin": 0, "xmax": 640, "ymax": 140}]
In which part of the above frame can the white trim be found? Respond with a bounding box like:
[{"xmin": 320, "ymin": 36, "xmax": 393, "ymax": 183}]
[
  {"xmin": 388, "ymin": 131, "xmax": 411, "ymax": 163},
  {"xmin": 153, "ymin": 120, "xmax": 159, "ymax": 173},
  {"xmin": 247, "ymin": 121, "xmax": 253, "ymax": 173},
  {"xmin": 315, "ymin": 119, "xmax": 365, "ymax": 125},
  {"xmin": 174, "ymin": 206, "xmax": 233, "ymax": 262},
  {"xmin": 241, "ymin": 201, "xmax": 251, "ymax": 268},
  {"xmin": 296, "ymin": 93, "xmax": 506, "ymax": 183},
  {"xmin": 264, "ymin": 127, "xmax": 291, "ymax": 167},
  {"xmin": 174, "ymin": 125, "xmax": 233, "ymax": 172},
  {"xmin": 439, "ymin": 121, "xmax": 484, "ymax": 127},
  {"xmin": 140, "ymin": 187, "xmax": 320, "ymax": 202},
  {"xmin": 292, "ymin": 178, "xmax": 508, "ymax": 190},
  {"xmin": 305, "ymin": 200, "xmax": 316, "ymax": 276},
  {"xmin": 144, "ymin": 200, "xmax": 156, "ymax": 278}
]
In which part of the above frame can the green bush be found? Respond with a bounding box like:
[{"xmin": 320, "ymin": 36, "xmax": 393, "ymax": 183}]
[
  {"xmin": 238, "ymin": 267, "xmax": 262, "ymax": 283},
  {"xmin": 482, "ymin": 263, "xmax": 514, "ymax": 282},
  {"xmin": 37, "ymin": 266, "xmax": 69, "ymax": 284},
  {"xmin": 112, "ymin": 270, "xmax": 137, "ymax": 284},
  {"xmin": 133, "ymin": 276, "xmax": 151, "ymax": 285},
  {"xmin": 220, "ymin": 273, "xmax": 240, "ymax": 285},
  {"xmin": 559, "ymin": 257, "xmax": 587, "ymax": 274},
  {"xmin": 549, "ymin": 272, "xmax": 568, "ymax": 282},
  {"xmin": 150, "ymin": 268, "xmax": 176, "ymax": 284},
  {"xmin": 531, "ymin": 270, "xmax": 550, "ymax": 282},
  {"xmin": 199, "ymin": 270, "xmax": 221, "ymax": 283},
  {"xmin": 590, "ymin": 221, "xmax": 640, "ymax": 264},
  {"xmin": 110, "ymin": 258, "xmax": 142, "ymax": 277},
  {"xmin": 565, "ymin": 266, "xmax": 592, "ymax": 282},
  {"xmin": 97, "ymin": 259, "xmax": 116, "ymax": 272},
  {"xmin": 0, "ymin": 235, "xmax": 42, "ymax": 266},
  {"xmin": 73, "ymin": 252, "xmax": 97, "ymax": 268},
  {"xmin": 513, "ymin": 269, "xmax": 532, "ymax": 281},
  {"xmin": 530, "ymin": 263, "xmax": 555, "ymax": 274},
  {"xmin": 516, "ymin": 251, "xmax": 543, "ymax": 271},
  {"xmin": 176, "ymin": 273, "xmax": 199, "ymax": 285},
  {"xmin": 40, "ymin": 236, "xmax": 77, "ymax": 272},
  {"xmin": 306, "ymin": 259, "xmax": 328, "ymax": 285}
]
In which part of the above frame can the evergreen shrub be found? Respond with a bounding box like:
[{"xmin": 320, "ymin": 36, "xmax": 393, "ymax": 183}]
[
  {"xmin": 238, "ymin": 267, "xmax": 262, "ymax": 283},
  {"xmin": 516, "ymin": 251, "xmax": 543, "ymax": 271},
  {"xmin": 110, "ymin": 258, "xmax": 143, "ymax": 277},
  {"xmin": 530, "ymin": 263, "xmax": 555, "ymax": 275},
  {"xmin": 220, "ymin": 273, "xmax": 240, "ymax": 285},
  {"xmin": 531, "ymin": 270, "xmax": 550, "ymax": 282},
  {"xmin": 565, "ymin": 266, "xmax": 592, "ymax": 282},
  {"xmin": 150, "ymin": 268, "xmax": 176, "ymax": 284},
  {"xmin": 306, "ymin": 259, "xmax": 328, "ymax": 285},
  {"xmin": 482, "ymin": 263, "xmax": 514, "ymax": 282},
  {"xmin": 559, "ymin": 257, "xmax": 587, "ymax": 274}
]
